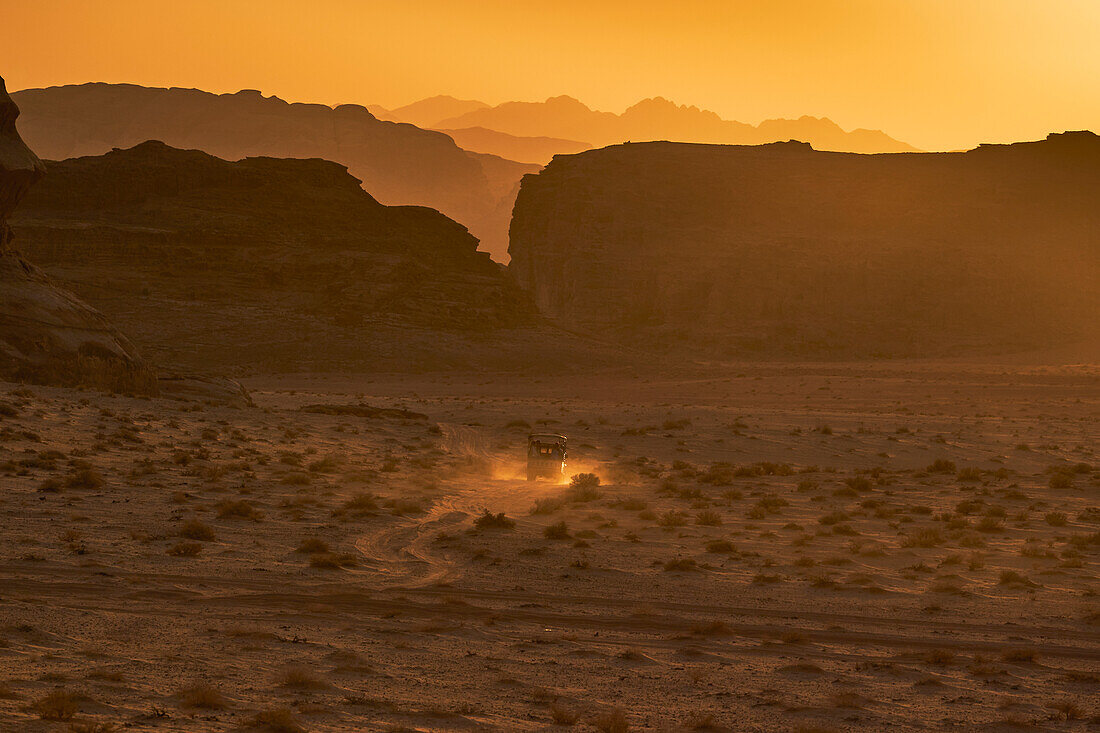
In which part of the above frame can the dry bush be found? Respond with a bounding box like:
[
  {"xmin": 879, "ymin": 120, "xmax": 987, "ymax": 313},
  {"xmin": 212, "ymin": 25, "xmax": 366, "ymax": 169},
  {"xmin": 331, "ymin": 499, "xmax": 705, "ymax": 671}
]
[
  {"xmin": 31, "ymin": 689, "xmax": 79, "ymax": 720},
  {"xmin": 309, "ymin": 552, "xmax": 358, "ymax": 569},
  {"xmin": 332, "ymin": 493, "xmax": 378, "ymax": 519},
  {"xmin": 277, "ymin": 666, "xmax": 328, "ymax": 689},
  {"xmin": 550, "ymin": 702, "xmax": 580, "ymax": 725},
  {"xmin": 544, "ymin": 521, "xmax": 571, "ymax": 540},
  {"xmin": 565, "ymin": 474, "xmax": 601, "ymax": 502},
  {"xmin": 927, "ymin": 459, "xmax": 956, "ymax": 474},
  {"xmin": 1045, "ymin": 512, "xmax": 1068, "ymax": 527},
  {"xmin": 818, "ymin": 511, "xmax": 849, "ymax": 526},
  {"xmin": 998, "ymin": 570, "xmax": 1038, "ymax": 587},
  {"xmin": 166, "ymin": 541, "xmax": 202, "ymax": 557},
  {"xmin": 65, "ymin": 468, "xmax": 104, "ymax": 490},
  {"xmin": 295, "ymin": 538, "xmax": 329, "ymax": 554},
  {"xmin": 902, "ymin": 528, "xmax": 944, "ymax": 548},
  {"xmin": 307, "ymin": 455, "xmax": 341, "ymax": 474},
  {"xmin": 594, "ymin": 708, "xmax": 630, "ymax": 733},
  {"xmin": 657, "ymin": 510, "xmax": 688, "ymax": 527},
  {"xmin": 531, "ymin": 497, "xmax": 566, "ymax": 515},
  {"xmin": 474, "ymin": 510, "xmax": 515, "ymax": 529},
  {"xmin": 179, "ymin": 519, "xmax": 215, "ymax": 541},
  {"xmin": 663, "ymin": 558, "xmax": 698, "ymax": 572},
  {"xmin": 705, "ymin": 540, "xmax": 735, "ymax": 553},
  {"xmin": 246, "ymin": 708, "xmax": 305, "ymax": 732},
  {"xmin": 68, "ymin": 722, "xmax": 116, "ymax": 733},
  {"xmin": 216, "ymin": 500, "xmax": 262, "ymax": 521},
  {"xmin": 695, "ymin": 510, "xmax": 722, "ymax": 526},
  {"xmin": 1000, "ymin": 647, "xmax": 1037, "ymax": 663},
  {"xmin": 178, "ymin": 683, "xmax": 226, "ymax": 709}
]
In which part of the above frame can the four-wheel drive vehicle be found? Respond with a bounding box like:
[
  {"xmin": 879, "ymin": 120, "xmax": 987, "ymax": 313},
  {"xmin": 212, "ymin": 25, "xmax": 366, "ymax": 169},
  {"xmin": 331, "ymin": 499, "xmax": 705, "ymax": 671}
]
[{"xmin": 527, "ymin": 433, "xmax": 566, "ymax": 482}]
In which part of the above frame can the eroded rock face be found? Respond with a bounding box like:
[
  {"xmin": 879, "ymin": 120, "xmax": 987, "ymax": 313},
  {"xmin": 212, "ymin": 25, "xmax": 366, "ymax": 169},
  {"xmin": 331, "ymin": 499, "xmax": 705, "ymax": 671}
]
[
  {"xmin": 509, "ymin": 136, "xmax": 1100, "ymax": 357},
  {"xmin": 0, "ymin": 76, "xmax": 156, "ymax": 393},
  {"xmin": 11, "ymin": 141, "xmax": 540, "ymax": 373}
]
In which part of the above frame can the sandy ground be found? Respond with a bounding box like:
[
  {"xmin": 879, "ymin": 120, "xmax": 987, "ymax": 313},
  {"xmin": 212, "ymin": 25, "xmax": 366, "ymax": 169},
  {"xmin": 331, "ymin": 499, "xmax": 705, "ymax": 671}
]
[{"xmin": 0, "ymin": 361, "xmax": 1098, "ymax": 732}]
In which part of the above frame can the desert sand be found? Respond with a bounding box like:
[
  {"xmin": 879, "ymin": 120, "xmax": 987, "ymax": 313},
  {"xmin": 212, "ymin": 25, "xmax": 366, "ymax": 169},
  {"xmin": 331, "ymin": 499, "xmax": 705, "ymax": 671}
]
[{"xmin": 1, "ymin": 360, "xmax": 1097, "ymax": 731}]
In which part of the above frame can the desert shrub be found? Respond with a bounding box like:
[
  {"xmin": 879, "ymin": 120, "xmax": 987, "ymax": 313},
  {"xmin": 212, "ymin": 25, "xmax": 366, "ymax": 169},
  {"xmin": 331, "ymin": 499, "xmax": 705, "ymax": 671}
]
[
  {"xmin": 705, "ymin": 540, "xmax": 735, "ymax": 553},
  {"xmin": 179, "ymin": 683, "xmax": 226, "ymax": 709},
  {"xmin": 280, "ymin": 472, "xmax": 311, "ymax": 486},
  {"xmin": 32, "ymin": 689, "xmax": 79, "ymax": 720},
  {"xmin": 998, "ymin": 570, "xmax": 1037, "ymax": 587},
  {"xmin": 902, "ymin": 528, "xmax": 944, "ymax": 548},
  {"xmin": 663, "ymin": 558, "xmax": 698, "ymax": 572},
  {"xmin": 530, "ymin": 497, "xmax": 566, "ymax": 515},
  {"xmin": 217, "ymin": 500, "xmax": 262, "ymax": 521},
  {"xmin": 309, "ymin": 552, "xmax": 358, "ymax": 569},
  {"xmin": 167, "ymin": 541, "xmax": 202, "ymax": 557},
  {"xmin": 594, "ymin": 708, "xmax": 630, "ymax": 733},
  {"xmin": 246, "ymin": 708, "xmax": 305, "ymax": 732},
  {"xmin": 695, "ymin": 510, "xmax": 722, "ymax": 526},
  {"xmin": 307, "ymin": 455, "xmax": 341, "ymax": 473},
  {"xmin": 845, "ymin": 476, "xmax": 872, "ymax": 492},
  {"xmin": 277, "ymin": 667, "xmax": 327, "ymax": 689},
  {"xmin": 295, "ymin": 538, "xmax": 329, "ymax": 554},
  {"xmin": 1000, "ymin": 647, "xmax": 1037, "ymax": 663},
  {"xmin": 543, "ymin": 521, "xmax": 570, "ymax": 540},
  {"xmin": 179, "ymin": 519, "xmax": 215, "ymax": 541},
  {"xmin": 927, "ymin": 459, "xmax": 956, "ymax": 474},
  {"xmin": 1049, "ymin": 472, "xmax": 1073, "ymax": 489},
  {"xmin": 473, "ymin": 510, "xmax": 515, "ymax": 529},
  {"xmin": 818, "ymin": 511, "xmax": 849, "ymax": 526},
  {"xmin": 332, "ymin": 493, "xmax": 378, "ymax": 518},
  {"xmin": 65, "ymin": 468, "xmax": 104, "ymax": 490},
  {"xmin": 956, "ymin": 467, "xmax": 982, "ymax": 482},
  {"xmin": 1045, "ymin": 512, "xmax": 1068, "ymax": 527},
  {"xmin": 565, "ymin": 473, "xmax": 601, "ymax": 502},
  {"xmin": 550, "ymin": 702, "xmax": 580, "ymax": 725},
  {"xmin": 657, "ymin": 510, "xmax": 688, "ymax": 527},
  {"xmin": 976, "ymin": 516, "xmax": 1004, "ymax": 533}
]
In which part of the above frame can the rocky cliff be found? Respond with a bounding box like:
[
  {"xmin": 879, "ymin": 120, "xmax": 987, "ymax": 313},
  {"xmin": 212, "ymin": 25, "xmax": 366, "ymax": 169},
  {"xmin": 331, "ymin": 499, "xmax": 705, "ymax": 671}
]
[
  {"xmin": 509, "ymin": 135, "xmax": 1100, "ymax": 357},
  {"xmin": 11, "ymin": 141, "xmax": 545, "ymax": 373},
  {"xmin": 11, "ymin": 83, "xmax": 535, "ymax": 261},
  {"xmin": 0, "ymin": 77, "xmax": 156, "ymax": 393}
]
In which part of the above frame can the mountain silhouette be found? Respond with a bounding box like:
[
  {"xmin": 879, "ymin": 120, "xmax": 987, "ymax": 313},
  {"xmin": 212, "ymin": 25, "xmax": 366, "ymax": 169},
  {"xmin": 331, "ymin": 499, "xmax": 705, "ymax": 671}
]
[
  {"xmin": 437, "ymin": 95, "xmax": 917, "ymax": 153},
  {"xmin": 434, "ymin": 127, "xmax": 590, "ymax": 165}
]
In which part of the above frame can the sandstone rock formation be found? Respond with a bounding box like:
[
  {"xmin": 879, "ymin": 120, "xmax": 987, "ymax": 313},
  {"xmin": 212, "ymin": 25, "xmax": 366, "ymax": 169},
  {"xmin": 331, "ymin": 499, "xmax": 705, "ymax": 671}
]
[
  {"xmin": 11, "ymin": 141, "xmax": 548, "ymax": 373},
  {"xmin": 12, "ymin": 83, "xmax": 535, "ymax": 261},
  {"xmin": 0, "ymin": 77, "xmax": 156, "ymax": 393},
  {"xmin": 509, "ymin": 135, "xmax": 1100, "ymax": 357}
]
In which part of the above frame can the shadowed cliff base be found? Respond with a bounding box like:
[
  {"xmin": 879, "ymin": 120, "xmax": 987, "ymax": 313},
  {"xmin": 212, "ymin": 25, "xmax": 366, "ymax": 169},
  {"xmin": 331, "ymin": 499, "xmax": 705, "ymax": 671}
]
[{"xmin": 509, "ymin": 134, "xmax": 1100, "ymax": 359}]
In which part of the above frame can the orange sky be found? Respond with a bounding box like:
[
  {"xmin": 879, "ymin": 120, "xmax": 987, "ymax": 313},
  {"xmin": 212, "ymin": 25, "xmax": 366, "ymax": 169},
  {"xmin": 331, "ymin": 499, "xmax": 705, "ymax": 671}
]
[{"xmin": 6, "ymin": 0, "xmax": 1099, "ymax": 151}]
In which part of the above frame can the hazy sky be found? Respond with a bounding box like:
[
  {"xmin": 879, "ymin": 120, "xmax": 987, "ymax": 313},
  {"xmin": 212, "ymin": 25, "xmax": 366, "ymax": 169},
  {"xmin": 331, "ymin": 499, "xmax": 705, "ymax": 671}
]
[{"xmin": 6, "ymin": 0, "xmax": 1099, "ymax": 150}]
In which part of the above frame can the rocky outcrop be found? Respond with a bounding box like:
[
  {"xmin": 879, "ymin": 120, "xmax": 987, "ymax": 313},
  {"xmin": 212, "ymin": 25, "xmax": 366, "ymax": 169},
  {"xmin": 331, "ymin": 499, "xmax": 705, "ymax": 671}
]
[
  {"xmin": 11, "ymin": 83, "xmax": 532, "ymax": 261},
  {"xmin": 0, "ymin": 77, "xmax": 156, "ymax": 393},
  {"xmin": 509, "ymin": 135, "xmax": 1100, "ymax": 357},
  {"xmin": 11, "ymin": 141, "xmax": 542, "ymax": 373}
]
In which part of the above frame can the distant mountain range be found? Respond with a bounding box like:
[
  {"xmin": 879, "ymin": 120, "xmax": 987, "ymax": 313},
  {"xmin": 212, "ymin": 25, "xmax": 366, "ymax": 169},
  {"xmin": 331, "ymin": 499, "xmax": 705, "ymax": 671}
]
[
  {"xmin": 372, "ymin": 94, "xmax": 918, "ymax": 159},
  {"xmin": 14, "ymin": 84, "xmax": 918, "ymax": 261}
]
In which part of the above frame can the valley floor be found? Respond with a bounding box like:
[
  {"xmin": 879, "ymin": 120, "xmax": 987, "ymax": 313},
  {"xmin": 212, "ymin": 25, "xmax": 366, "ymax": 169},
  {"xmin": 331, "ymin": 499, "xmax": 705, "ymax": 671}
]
[{"xmin": 0, "ymin": 361, "xmax": 1098, "ymax": 731}]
